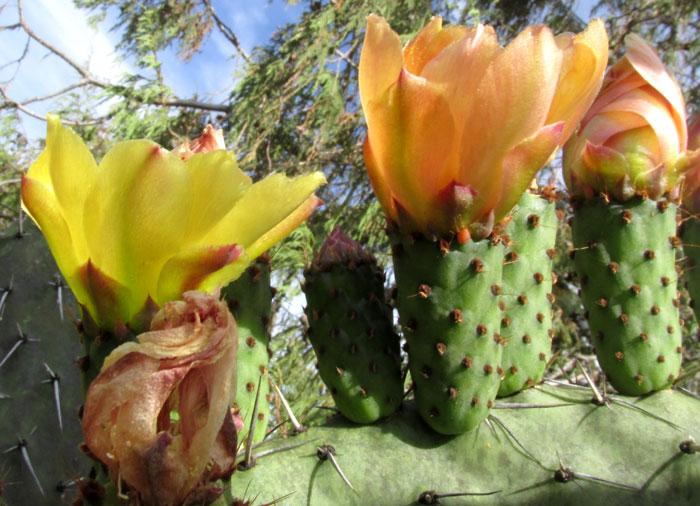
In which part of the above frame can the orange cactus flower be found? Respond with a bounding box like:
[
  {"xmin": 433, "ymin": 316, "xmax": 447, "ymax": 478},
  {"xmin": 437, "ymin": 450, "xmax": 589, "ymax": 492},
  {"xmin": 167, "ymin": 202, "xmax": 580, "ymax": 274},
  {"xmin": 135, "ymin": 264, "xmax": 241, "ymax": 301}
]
[
  {"xmin": 564, "ymin": 34, "xmax": 699, "ymax": 201},
  {"xmin": 359, "ymin": 15, "xmax": 608, "ymax": 239},
  {"xmin": 21, "ymin": 117, "xmax": 325, "ymax": 333},
  {"xmin": 81, "ymin": 291, "xmax": 239, "ymax": 505}
]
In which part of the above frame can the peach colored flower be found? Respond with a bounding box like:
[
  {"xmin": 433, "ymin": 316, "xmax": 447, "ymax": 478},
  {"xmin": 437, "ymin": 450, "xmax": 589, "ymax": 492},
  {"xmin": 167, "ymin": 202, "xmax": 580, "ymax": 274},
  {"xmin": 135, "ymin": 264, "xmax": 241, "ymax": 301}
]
[{"xmin": 360, "ymin": 15, "xmax": 608, "ymax": 239}]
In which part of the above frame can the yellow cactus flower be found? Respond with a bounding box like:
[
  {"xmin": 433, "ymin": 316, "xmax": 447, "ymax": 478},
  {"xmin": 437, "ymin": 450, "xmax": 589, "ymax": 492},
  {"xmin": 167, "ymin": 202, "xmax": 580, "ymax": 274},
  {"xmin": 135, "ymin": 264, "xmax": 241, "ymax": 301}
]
[
  {"xmin": 21, "ymin": 117, "xmax": 325, "ymax": 333},
  {"xmin": 359, "ymin": 15, "xmax": 608, "ymax": 240},
  {"xmin": 564, "ymin": 34, "xmax": 698, "ymax": 201}
]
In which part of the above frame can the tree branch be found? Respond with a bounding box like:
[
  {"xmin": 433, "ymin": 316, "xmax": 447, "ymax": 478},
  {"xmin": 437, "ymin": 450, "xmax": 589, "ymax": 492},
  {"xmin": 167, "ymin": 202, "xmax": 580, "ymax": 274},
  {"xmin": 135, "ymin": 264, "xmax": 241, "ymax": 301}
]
[{"xmin": 202, "ymin": 0, "xmax": 250, "ymax": 63}]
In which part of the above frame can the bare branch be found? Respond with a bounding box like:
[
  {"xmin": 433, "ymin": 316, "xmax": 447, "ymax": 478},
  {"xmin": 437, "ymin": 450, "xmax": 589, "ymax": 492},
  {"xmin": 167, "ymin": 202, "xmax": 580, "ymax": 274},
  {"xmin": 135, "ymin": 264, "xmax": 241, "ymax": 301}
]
[
  {"xmin": 0, "ymin": 86, "xmax": 105, "ymax": 126},
  {"xmin": 202, "ymin": 0, "xmax": 250, "ymax": 63},
  {"xmin": 160, "ymin": 97, "xmax": 229, "ymax": 113},
  {"xmin": 16, "ymin": 0, "xmax": 108, "ymax": 87},
  {"xmin": 21, "ymin": 79, "xmax": 92, "ymax": 105}
]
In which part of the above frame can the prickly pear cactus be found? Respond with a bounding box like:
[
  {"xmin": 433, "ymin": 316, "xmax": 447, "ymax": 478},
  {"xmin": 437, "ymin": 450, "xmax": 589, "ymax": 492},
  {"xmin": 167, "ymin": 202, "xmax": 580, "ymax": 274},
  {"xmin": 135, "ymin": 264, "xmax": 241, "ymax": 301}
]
[
  {"xmin": 303, "ymin": 228, "xmax": 402, "ymax": 424},
  {"xmin": 0, "ymin": 221, "xmax": 90, "ymax": 505},
  {"xmin": 229, "ymin": 385, "xmax": 700, "ymax": 505},
  {"xmin": 498, "ymin": 191, "xmax": 557, "ymax": 397},
  {"xmin": 391, "ymin": 230, "xmax": 505, "ymax": 434},
  {"xmin": 572, "ymin": 196, "xmax": 682, "ymax": 395},
  {"xmin": 680, "ymin": 217, "xmax": 700, "ymax": 323},
  {"xmin": 222, "ymin": 254, "xmax": 274, "ymax": 444}
]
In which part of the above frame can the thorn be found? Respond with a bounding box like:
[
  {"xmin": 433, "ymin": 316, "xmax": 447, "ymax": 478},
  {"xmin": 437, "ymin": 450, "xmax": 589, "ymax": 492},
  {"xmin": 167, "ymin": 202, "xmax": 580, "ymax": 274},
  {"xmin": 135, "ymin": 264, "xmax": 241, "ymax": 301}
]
[
  {"xmin": 42, "ymin": 363, "xmax": 62, "ymax": 432},
  {"xmin": 270, "ymin": 377, "xmax": 306, "ymax": 435},
  {"xmin": 0, "ymin": 275, "xmax": 13, "ymax": 321},
  {"xmin": 250, "ymin": 438, "xmax": 319, "ymax": 461},
  {"xmin": 576, "ymin": 360, "xmax": 607, "ymax": 407},
  {"xmin": 317, "ymin": 444, "xmax": 358, "ymax": 495},
  {"xmin": 48, "ymin": 275, "xmax": 65, "ymax": 321},
  {"xmin": 418, "ymin": 489, "xmax": 501, "ymax": 504},
  {"xmin": 244, "ymin": 374, "xmax": 264, "ymax": 469},
  {"xmin": 488, "ymin": 415, "xmax": 543, "ymax": 467},
  {"xmin": 5, "ymin": 435, "xmax": 44, "ymax": 495},
  {"xmin": 0, "ymin": 324, "xmax": 39, "ymax": 370}
]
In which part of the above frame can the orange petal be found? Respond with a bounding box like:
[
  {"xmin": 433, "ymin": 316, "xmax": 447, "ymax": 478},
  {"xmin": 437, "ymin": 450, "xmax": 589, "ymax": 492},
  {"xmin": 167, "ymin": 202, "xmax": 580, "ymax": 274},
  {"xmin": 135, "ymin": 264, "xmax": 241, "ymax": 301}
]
[
  {"xmin": 364, "ymin": 69, "xmax": 455, "ymax": 230},
  {"xmin": 359, "ymin": 14, "xmax": 404, "ymax": 112},
  {"xmin": 458, "ymin": 25, "xmax": 561, "ymax": 213},
  {"xmin": 493, "ymin": 122, "xmax": 564, "ymax": 221},
  {"xmin": 363, "ymin": 136, "xmax": 397, "ymax": 224},
  {"xmin": 403, "ymin": 16, "xmax": 471, "ymax": 76},
  {"xmin": 548, "ymin": 19, "xmax": 608, "ymax": 143}
]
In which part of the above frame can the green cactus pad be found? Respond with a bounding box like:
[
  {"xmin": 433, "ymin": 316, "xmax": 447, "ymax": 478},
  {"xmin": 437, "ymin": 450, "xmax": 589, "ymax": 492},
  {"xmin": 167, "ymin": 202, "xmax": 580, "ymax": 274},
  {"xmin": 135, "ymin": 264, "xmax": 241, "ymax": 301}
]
[
  {"xmin": 572, "ymin": 196, "xmax": 682, "ymax": 395},
  {"xmin": 391, "ymin": 231, "xmax": 505, "ymax": 434},
  {"xmin": 229, "ymin": 386, "xmax": 700, "ymax": 505},
  {"xmin": 303, "ymin": 228, "xmax": 403, "ymax": 424},
  {"xmin": 680, "ymin": 217, "xmax": 700, "ymax": 323},
  {"xmin": 499, "ymin": 191, "xmax": 557, "ymax": 397},
  {"xmin": 222, "ymin": 255, "xmax": 274, "ymax": 444},
  {"xmin": 0, "ymin": 222, "xmax": 89, "ymax": 505}
]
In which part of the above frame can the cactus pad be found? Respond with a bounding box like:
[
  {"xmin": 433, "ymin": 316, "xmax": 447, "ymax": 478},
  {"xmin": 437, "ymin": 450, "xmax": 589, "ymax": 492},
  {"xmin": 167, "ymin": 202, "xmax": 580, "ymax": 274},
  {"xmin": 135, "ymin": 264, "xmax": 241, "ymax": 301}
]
[
  {"xmin": 303, "ymin": 228, "xmax": 403, "ymax": 424},
  {"xmin": 572, "ymin": 196, "xmax": 682, "ymax": 395},
  {"xmin": 498, "ymin": 191, "xmax": 557, "ymax": 397},
  {"xmin": 391, "ymin": 231, "xmax": 505, "ymax": 434}
]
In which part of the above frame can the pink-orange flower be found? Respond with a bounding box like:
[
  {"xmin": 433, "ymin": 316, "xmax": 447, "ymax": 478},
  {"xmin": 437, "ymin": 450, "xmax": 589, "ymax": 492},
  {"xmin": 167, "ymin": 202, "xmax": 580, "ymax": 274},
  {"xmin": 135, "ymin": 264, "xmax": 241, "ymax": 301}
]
[
  {"xmin": 680, "ymin": 113, "xmax": 700, "ymax": 213},
  {"xmin": 359, "ymin": 15, "xmax": 608, "ymax": 239},
  {"xmin": 81, "ymin": 291, "xmax": 238, "ymax": 505},
  {"xmin": 564, "ymin": 35, "xmax": 699, "ymax": 201}
]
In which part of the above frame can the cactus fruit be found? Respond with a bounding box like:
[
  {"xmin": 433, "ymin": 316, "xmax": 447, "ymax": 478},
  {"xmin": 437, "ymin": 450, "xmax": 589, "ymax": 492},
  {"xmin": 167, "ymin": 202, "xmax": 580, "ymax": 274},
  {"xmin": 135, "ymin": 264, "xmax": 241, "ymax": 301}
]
[
  {"xmin": 0, "ymin": 221, "xmax": 88, "ymax": 505},
  {"xmin": 571, "ymin": 196, "xmax": 682, "ymax": 395},
  {"xmin": 302, "ymin": 227, "xmax": 402, "ymax": 424},
  {"xmin": 391, "ymin": 231, "xmax": 505, "ymax": 434},
  {"xmin": 498, "ymin": 190, "xmax": 557, "ymax": 397},
  {"xmin": 222, "ymin": 254, "xmax": 274, "ymax": 444},
  {"xmin": 229, "ymin": 385, "xmax": 700, "ymax": 505}
]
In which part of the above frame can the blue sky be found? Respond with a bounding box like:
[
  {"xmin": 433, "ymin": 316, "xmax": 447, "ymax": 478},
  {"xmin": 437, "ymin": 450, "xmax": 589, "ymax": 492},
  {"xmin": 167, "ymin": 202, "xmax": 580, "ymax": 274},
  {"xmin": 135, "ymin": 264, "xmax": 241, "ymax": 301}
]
[
  {"xmin": 1, "ymin": 0, "xmax": 601, "ymax": 142},
  {"xmin": 0, "ymin": 0, "xmax": 305, "ymax": 140}
]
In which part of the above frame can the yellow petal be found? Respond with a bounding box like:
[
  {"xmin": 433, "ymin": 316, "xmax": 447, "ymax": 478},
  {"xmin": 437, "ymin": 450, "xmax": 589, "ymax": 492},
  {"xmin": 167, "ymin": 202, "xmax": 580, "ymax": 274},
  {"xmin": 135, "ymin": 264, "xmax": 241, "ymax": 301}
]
[
  {"xmin": 155, "ymin": 244, "xmax": 248, "ymax": 306},
  {"xmin": 548, "ymin": 19, "xmax": 608, "ymax": 143},
  {"xmin": 363, "ymin": 137, "xmax": 397, "ymax": 224},
  {"xmin": 182, "ymin": 150, "xmax": 252, "ymax": 245},
  {"xmin": 21, "ymin": 174, "xmax": 89, "ymax": 306},
  {"xmin": 201, "ymin": 172, "xmax": 325, "ymax": 256},
  {"xmin": 82, "ymin": 141, "xmax": 193, "ymax": 317},
  {"xmin": 359, "ymin": 14, "xmax": 404, "ymax": 113}
]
